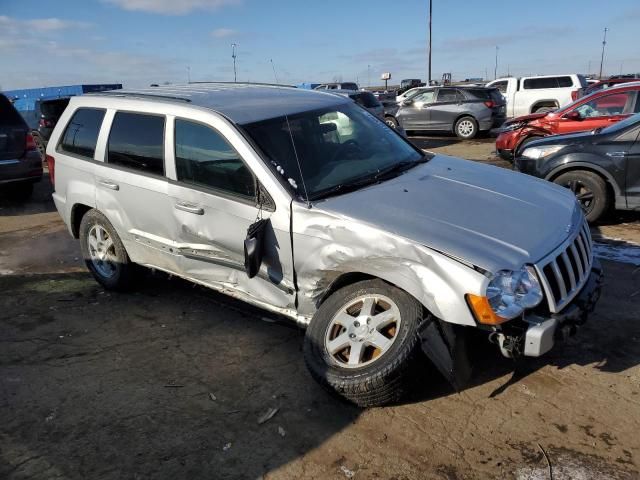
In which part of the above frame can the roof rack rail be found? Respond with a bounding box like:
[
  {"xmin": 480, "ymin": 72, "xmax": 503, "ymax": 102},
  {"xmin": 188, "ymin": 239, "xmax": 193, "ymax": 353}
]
[
  {"xmin": 187, "ymin": 81, "xmax": 296, "ymax": 88},
  {"xmin": 86, "ymin": 91, "xmax": 192, "ymax": 103}
]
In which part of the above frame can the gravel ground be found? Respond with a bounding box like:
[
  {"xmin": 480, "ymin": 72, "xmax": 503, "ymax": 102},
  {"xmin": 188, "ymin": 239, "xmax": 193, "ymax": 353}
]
[{"xmin": 1, "ymin": 140, "xmax": 639, "ymax": 480}]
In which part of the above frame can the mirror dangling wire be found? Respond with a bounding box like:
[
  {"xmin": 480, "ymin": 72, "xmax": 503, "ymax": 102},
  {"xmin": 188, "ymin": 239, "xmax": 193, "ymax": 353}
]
[{"xmin": 269, "ymin": 59, "xmax": 311, "ymax": 208}]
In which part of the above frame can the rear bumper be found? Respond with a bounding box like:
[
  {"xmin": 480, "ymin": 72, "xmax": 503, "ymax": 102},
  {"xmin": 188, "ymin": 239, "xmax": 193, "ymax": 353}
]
[{"xmin": 0, "ymin": 152, "xmax": 43, "ymax": 184}]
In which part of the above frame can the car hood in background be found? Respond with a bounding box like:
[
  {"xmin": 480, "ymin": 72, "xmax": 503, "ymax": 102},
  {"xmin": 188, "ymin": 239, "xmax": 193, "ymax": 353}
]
[{"xmin": 315, "ymin": 155, "xmax": 580, "ymax": 273}]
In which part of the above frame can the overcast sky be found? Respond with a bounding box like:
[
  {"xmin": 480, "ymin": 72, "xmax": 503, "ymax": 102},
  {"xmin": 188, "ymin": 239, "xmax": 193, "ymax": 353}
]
[{"xmin": 1, "ymin": 0, "xmax": 639, "ymax": 90}]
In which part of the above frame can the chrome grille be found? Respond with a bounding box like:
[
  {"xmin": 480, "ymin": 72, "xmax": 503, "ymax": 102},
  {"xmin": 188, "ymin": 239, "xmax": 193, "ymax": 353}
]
[{"xmin": 535, "ymin": 219, "xmax": 593, "ymax": 313}]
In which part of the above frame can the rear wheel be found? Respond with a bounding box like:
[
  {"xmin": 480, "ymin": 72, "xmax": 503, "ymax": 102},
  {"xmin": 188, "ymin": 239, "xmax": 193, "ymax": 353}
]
[
  {"xmin": 79, "ymin": 209, "xmax": 135, "ymax": 290},
  {"xmin": 303, "ymin": 279, "xmax": 425, "ymax": 407},
  {"xmin": 454, "ymin": 116, "xmax": 478, "ymax": 139},
  {"xmin": 553, "ymin": 170, "xmax": 610, "ymax": 223},
  {"xmin": 534, "ymin": 106, "xmax": 555, "ymax": 113}
]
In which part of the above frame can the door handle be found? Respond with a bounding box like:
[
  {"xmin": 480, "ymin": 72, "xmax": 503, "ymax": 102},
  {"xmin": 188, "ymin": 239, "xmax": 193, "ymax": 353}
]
[
  {"xmin": 606, "ymin": 151, "xmax": 627, "ymax": 158},
  {"xmin": 98, "ymin": 179, "xmax": 119, "ymax": 191},
  {"xmin": 175, "ymin": 202, "xmax": 204, "ymax": 215}
]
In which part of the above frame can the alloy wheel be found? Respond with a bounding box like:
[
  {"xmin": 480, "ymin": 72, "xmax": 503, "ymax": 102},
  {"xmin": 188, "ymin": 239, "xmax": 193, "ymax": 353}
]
[
  {"xmin": 457, "ymin": 119, "xmax": 475, "ymax": 137},
  {"xmin": 565, "ymin": 179, "xmax": 595, "ymax": 214},
  {"xmin": 87, "ymin": 224, "xmax": 118, "ymax": 278}
]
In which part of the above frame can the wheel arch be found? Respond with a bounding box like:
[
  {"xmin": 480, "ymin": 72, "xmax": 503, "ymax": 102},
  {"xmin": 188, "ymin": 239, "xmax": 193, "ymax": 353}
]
[
  {"xmin": 70, "ymin": 203, "xmax": 93, "ymax": 238},
  {"xmin": 530, "ymin": 99, "xmax": 559, "ymax": 113},
  {"xmin": 545, "ymin": 161, "xmax": 622, "ymax": 198}
]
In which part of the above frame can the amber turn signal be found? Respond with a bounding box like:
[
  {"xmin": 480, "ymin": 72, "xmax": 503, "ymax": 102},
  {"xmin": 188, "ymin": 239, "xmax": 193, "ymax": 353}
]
[{"xmin": 466, "ymin": 294, "xmax": 508, "ymax": 325}]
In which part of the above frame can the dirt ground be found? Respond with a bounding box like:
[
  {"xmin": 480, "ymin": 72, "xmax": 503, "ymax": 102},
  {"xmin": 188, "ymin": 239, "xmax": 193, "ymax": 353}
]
[{"xmin": 1, "ymin": 138, "xmax": 640, "ymax": 480}]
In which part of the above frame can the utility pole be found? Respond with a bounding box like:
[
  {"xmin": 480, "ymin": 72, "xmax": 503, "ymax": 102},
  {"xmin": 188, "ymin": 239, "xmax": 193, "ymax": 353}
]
[
  {"xmin": 599, "ymin": 27, "xmax": 608, "ymax": 79},
  {"xmin": 587, "ymin": 60, "xmax": 591, "ymax": 76},
  {"xmin": 494, "ymin": 46, "xmax": 499, "ymax": 79},
  {"xmin": 367, "ymin": 64, "xmax": 371, "ymax": 88},
  {"xmin": 231, "ymin": 43, "xmax": 238, "ymax": 83},
  {"xmin": 427, "ymin": 0, "xmax": 432, "ymax": 85}
]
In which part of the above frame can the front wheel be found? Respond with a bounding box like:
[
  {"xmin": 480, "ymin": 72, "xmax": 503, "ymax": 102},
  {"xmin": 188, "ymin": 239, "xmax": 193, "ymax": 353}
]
[
  {"xmin": 454, "ymin": 116, "xmax": 478, "ymax": 139},
  {"xmin": 79, "ymin": 209, "xmax": 135, "ymax": 290},
  {"xmin": 303, "ymin": 279, "xmax": 425, "ymax": 407},
  {"xmin": 553, "ymin": 171, "xmax": 610, "ymax": 223},
  {"xmin": 385, "ymin": 116, "xmax": 399, "ymax": 129}
]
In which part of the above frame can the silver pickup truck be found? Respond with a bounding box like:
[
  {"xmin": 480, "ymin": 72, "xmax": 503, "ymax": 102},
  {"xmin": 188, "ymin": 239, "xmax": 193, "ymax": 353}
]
[{"xmin": 46, "ymin": 84, "xmax": 603, "ymax": 407}]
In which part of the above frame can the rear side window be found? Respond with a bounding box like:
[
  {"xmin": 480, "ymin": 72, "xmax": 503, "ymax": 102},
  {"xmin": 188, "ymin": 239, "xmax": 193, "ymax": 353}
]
[
  {"xmin": 0, "ymin": 95, "xmax": 26, "ymax": 127},
  {"xmin": 59, "ymin": 108, "xmax": 105, "ymax": 159},
  {"xmin": 108, "ymin": 112, "xmax": 165, "ymax": 175},
  {"xmin": 467, "ymin": 89, "xmax": 491, "ymax": 100},
  {"xmin": 523, "ymin": 76, "xmax": 574, "ymax": 89},
  {"xmin": 557, "ymin": 76, "xmax": 573, "ymax": 87},
  {"xmin": 174, "ymin": 119, "xmax": 255, "ymax": 199},
  {"xmin": 437, "ymin": 88, "xmax": 464, "ymax": 102}
]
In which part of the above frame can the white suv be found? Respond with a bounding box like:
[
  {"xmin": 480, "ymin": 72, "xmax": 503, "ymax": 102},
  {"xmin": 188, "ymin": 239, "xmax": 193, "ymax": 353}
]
[{"xmin": 47, "ymin": 84, "xmax": 603, "ymax": 406}]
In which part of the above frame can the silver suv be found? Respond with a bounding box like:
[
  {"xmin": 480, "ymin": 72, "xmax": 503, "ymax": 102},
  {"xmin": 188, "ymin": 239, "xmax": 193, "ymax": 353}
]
[{"xmin": 47, "ymin": 84, "xmax": 603, "ymax": 407}]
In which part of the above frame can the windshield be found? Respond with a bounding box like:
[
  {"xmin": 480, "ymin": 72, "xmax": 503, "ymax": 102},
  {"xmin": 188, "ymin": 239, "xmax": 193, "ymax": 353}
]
[
  {"xmin": 601, "ymin": 112, "xmax": 640, "ymax": 134},
  {"xmin": 243, "ymin": 102, "xmax": 425, "ymax": 201}
]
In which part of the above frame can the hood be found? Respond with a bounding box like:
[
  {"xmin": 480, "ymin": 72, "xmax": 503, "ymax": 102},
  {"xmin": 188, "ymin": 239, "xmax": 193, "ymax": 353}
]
[
  {"xmin": 506, "ymin": 112, "xmax": 548, "ymax": 125},
  {"xmin": 315, "ymin": 155, "xmax": 580, "ymax": 273},
  {"xmin": 527, "ymin": 129, "xmax": 600, "ymax": 147}
]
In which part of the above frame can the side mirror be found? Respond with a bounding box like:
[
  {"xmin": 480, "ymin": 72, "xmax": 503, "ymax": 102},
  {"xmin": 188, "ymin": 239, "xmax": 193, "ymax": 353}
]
[
  {"xmin": 244, "ymin": 219, "xmax": 269, "ymax": 278},
  {"xmin": 564, "ymin": 111, "xmax": 582, "ymax": 121},
  {"xmin": 402, "ymin": 99, "xmax": 414, "ymax": 106}
]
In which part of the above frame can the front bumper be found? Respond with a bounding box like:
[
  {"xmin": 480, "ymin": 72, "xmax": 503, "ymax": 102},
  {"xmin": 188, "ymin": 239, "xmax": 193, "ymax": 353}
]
[{"xmin": 497, "ymin": 259, "xmax": 603, "ymax": 358}]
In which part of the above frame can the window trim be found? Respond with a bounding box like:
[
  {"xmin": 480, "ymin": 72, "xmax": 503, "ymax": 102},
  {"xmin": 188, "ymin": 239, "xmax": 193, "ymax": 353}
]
[
  {"xmin": 56, "ymin": 107, "xmax": 107, "ymax": 161},
  {"xmin": 106, "ymin": 110, "xmax": 167, "ymax": 178},
  {"xmin": 173, "ymin": 116, "xmax": 261, "ymax": 205}
]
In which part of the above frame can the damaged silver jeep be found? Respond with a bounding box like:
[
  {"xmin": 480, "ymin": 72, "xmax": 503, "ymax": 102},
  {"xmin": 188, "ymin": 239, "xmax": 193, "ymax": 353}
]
[{"xmin": 47, "ymin": 84, "xmax": 603, "ymax": 406}]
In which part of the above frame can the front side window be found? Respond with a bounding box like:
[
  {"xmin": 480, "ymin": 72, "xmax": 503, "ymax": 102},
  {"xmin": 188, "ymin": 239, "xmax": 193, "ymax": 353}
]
[
  {"xmin": 174, "ymin": 119, "xmax": 255, "ymax": 199},
  {"xmin": 492, "ymin": 81, "xmax": 508, "ymax": 94},
  {"xmin": 412, "ymin": 90, "xmax": 435, "ymax": 103},
  {"xmin": 108, "ymin": 112, "xmax": 165, "ymax": 175},
  {"xmin": 243, "ymin": 102, "xmax": 425, "ymax": 201},
  {"xmin": 59, "ymin": 108, "xmax": 105, "ymax": 159},
  {"xmin": 574, "ymin": 91, "xmax": 635, "ymax": 118}
]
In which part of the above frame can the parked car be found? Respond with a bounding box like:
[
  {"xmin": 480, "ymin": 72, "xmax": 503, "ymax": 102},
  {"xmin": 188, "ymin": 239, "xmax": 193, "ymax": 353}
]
[
  {"xmin": 486, "ymin": 74, "xmax": 588, "ymax": 117},
  {"xmin": 47, "ymin": 84, "xmax": 602, "ymax": 407},
  {"xmin": 390, "ymin": 86, "xmax": 506, "ymax": 138},
  {"xmin": 315, "ymin": 82, "xmax": 359, "ymax": 91},
  {"xmin": 496, "ymin": 83, "xmax": 640, "ymax": 160},
  {"xmin": 395, "ymin": 79, "xmax": 425, "ymax": 98},
  {"xmin": 395, "ymin": 86, "xmax": 429, "ymax": 104},
  {"xmin": 581, "ymin": 77, "xmax": 640, "ymax": 97},
  {"xmin": 514, "ymin": 113, "xmax": 640, "ymax": 222},
  {"xmin": 31, "ymin": 97, "xmax": 71, "ymax": 159},
  {"xmin": 327, "ymin": 89, "xmax": 385, "ymax": 120},
  {"xmin": 0, "ymin": 93, "xmax": 42, "ymax": 198}
]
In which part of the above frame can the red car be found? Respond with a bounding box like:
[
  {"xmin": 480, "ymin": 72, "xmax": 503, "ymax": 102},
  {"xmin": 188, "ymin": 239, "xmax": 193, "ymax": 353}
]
[{"xmin": 496, "ymin": 82, "xmax": 640, "ymax": 160}]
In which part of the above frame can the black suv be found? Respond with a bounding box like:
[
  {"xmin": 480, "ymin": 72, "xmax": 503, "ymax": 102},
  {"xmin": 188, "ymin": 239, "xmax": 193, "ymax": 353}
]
[
  {"xmin": 514, "ymin": 113, "xmax": 640, "ymax": 222},
  {"xmin": 0, "ymin": 94, "xmax": 43, "ymax": 198}
]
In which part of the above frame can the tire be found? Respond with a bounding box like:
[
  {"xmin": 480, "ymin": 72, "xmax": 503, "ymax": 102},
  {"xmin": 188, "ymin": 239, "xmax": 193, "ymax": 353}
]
[
  {"xmin": 454, "ymin": 116, "xmax": 478, "ymax": 139},
  {"xmin": 385, "ymin": 116, "xmax": 398, "ymax": 129},
  {"xmin": 303, "ymin": 279, "xmax": 425, "ymax": 407},
  {"xmin": 553, "ymin": 170, "xmax": 610, "ymax": 223},
  {"xmin": 79, "ymin": 209, "xmax": 135, "ymax": 290},
  {"xmin": 534, "ymin": 106, "xmax": 555, "ymax": 113}
]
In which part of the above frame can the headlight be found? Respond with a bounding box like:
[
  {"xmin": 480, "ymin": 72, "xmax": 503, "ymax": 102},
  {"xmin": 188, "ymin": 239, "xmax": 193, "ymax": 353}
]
[
  {"xmin": 467, "ymin": 266, "xmax": 543, "ymax": 324},
  {"xmin": 500, "ymin": 122, "xmax": 524, "ymax": 132},
  {"xmin": 520, "ymin": 145, "xmax": 564, "ymax": 159}
]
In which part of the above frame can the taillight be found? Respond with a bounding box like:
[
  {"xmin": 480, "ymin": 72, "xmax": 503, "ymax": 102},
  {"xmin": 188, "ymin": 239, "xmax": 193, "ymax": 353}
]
[
  {"xmin": 571, "ymin": 89, "xmax": 579, "ymax": 101},
  {"xmin": 484, "ymin": 100, "xmax": 495, "ymax": 108},
  {"xmin": 26, "ymin": 133, "xmax": 36, "ymax": 151},
  {"xmin": 46, "ymin": 154, "xmax": 55, "ymax": 185}
]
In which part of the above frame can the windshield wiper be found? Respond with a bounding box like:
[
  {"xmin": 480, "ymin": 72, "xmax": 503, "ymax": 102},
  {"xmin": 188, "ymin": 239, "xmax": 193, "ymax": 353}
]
[{"xmin": 308, "ymin": 156, "xmax": 429, "ymax": 201}]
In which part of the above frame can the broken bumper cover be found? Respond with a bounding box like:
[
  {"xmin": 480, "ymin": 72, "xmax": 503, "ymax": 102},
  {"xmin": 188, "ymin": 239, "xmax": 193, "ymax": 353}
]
[{"xmin": 522, "ymin": 258, "xmax": 603, "ymax": 357}]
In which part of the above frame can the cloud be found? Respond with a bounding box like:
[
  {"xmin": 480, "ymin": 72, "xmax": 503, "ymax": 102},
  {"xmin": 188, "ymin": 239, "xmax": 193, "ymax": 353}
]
[
  {"xmin": 25, "ymin": 18, "xmax": 91, "ymax": 31},
  {"xmin": 211, "ymin": 28, "xmax": 237, "ymax": 39},
  {"xmin": 102, "ymin": 0, "xmax": 240, "ymax": 15}
]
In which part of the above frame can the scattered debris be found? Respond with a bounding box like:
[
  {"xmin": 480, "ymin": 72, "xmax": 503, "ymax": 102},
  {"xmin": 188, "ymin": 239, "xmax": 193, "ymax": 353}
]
[
  {"xmin": 340, "ymin": 465, "xmax": 355, "ymax": 478},
  {"xmin": 45, "ymin": 412, "xmax": 55, "ymax": 422},
  {"xmin": 222, "ymin": 442, "xmax": 232, "ymax": 451},
  {"xmin": 537, "ymin": 443, "xmax": 553, "ymax": 480},
  {"xmin": 257, "ymin": 407, "xmax": 279, "ymax": 425},
  {"xmin": 277, "ymin": 426, "xmax": 286, "ymax": 437},
  {"xmin": 209, "ymin": 392, "xmax": 217, "ymax": 401}
]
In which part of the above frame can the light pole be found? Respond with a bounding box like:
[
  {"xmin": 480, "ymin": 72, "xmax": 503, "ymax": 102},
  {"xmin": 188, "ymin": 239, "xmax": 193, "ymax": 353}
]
[
  {"xmin": 427, "ymin": 0, "xmax": 432, "ymax": 85},
  {"xmin": 599, "ymin": 27, "xmax": 608, "ymax": 79},
  {"xmin": 231, "ymin": 43, "xmax": 238, "ymax": 83},
  {"xmin": 367, "ymin": 64, "xmax": 371, "ymax": 88},
  {"xmin": 494, "ymin": 46, "xmax": 499, "ymax": 79}
]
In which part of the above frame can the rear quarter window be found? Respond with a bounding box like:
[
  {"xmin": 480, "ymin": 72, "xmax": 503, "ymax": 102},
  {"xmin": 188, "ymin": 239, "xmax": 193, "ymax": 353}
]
[
  {"xmin": 107, "ymin": 112, "xmax": 165, "ymax": 176},
  {"xmin": 59, "ymin": 108, "xmax": 106, "ymax": 159},
  {"xmin": 523, "ymin": 77, "xmax": 558, "ymax": 89}
]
